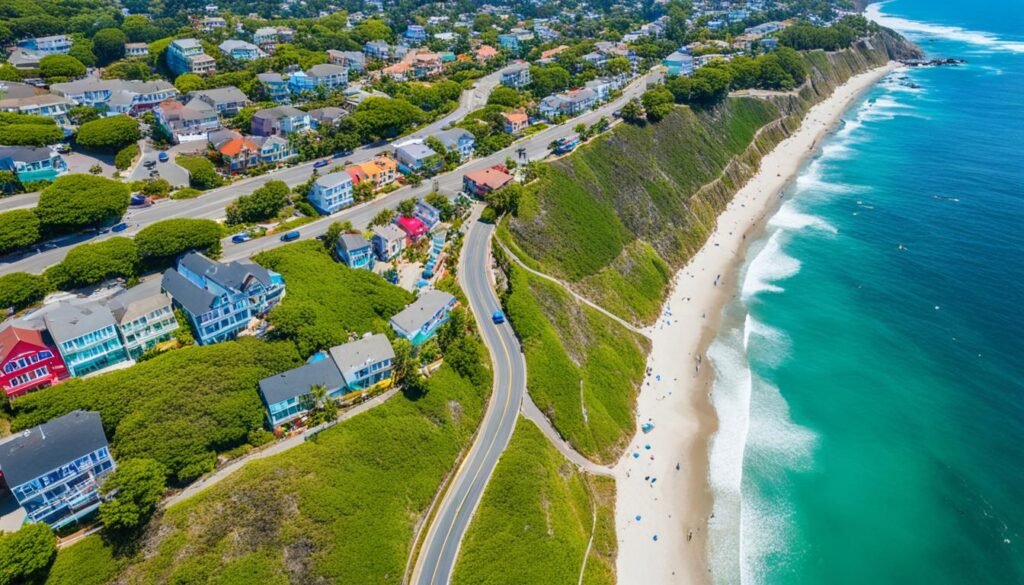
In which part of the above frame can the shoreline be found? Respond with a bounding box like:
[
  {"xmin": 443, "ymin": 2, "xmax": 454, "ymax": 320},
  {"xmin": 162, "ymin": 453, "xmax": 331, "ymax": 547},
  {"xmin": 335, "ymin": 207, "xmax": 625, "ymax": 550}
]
[{"xmin": 612, "ymin": 62, "xmax": 899, "ymax": 585}]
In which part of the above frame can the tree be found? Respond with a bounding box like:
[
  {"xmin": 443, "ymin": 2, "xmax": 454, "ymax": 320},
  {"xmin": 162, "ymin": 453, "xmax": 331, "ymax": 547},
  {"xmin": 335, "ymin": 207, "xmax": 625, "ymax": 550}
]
[
  {"xmin": 323, "ymin": 221, "xmax": 353, "ymax": 250},
  {"xmin": 0, "ymin": 522, "xmax": 56, "ymax": 585},
  {"xmin": 93, "ymin": 27, "xmax": 127, "ymax": 65},
  {"xmin": 485, "ymin": 183, "xmax": 523, "ymax": 216},
  {"xmin": 173, "ymin": 72, "xmax": 204, "ymax": 94},
  {"xmin": 76, "ymin": 115, "xmax": 141, "ymax": 151},
  {"xmin": 620, "ymin": 97, "xmax": 646, "ymax": 124},
  {"xmin": 36, "ymin": 174, "xmax": 130, "ymax": 232},
  {"xmin": 370, "ymin": 208, "xmax": 396, "ymax": 227},
  {"xmin": 352, "ymin": 19, "xmax": 392, "ymax": 44},
  {"xmin": 102, "ymin": 58, "xmax": 152, "ymax": 81},
  {"xmin": 68, "ymin": 38, "xmax": 96, "ymax": 67},
  {"xmin": 306, "ymin": 384, "xmax": 336, "ymax": 426},
  {"xmin": 44, "ymin": 237, "xmax": 139, "ymax": 290},
  {"xmin": 135, "ymin": 218, "xmax": 222, "ymax": 265},
  {"xmin": 69, "ymin": 105, "xmax": 101, "ymax": 126},
  {"xmin": 641, "ymin": 86, "xmax": 675, "ymax": 121},
  {"xmin": 0, "ymin": 209, "xmax": 40, "ymax": 255},
  {"xmin": 98, "ymin": 458, "xmax": 166, "ymax": 534},
  {"xmin": 529, "ymin": 65, "xmax": 571, "ymax": 97},
  {"xmin": 176, "ymin": 155, "xmax": 222, "ymax": 190},
  {"xmin": 225, "ymin": 180, "xmax": 290, "ymax": 224},
  {"xmin": 351, "ymin": 97, "xmax": 425, "ymax": 141},
  {"xmin": 39, "ymin": 54, "xmax": 86, "ymax": 80},
  {"xmin": 115, "ymin": 143, "xmax": 140, "ymax": 171},
  {"xmin": 0, "ymin": 272, "xmax": 49, "ymax": 311},
  {"xmin": 487, "ymin": 86, "xmax": 523, "ymax": 108},
  {"xmin": 424, "ymin": 192, "xmax": 455, "ymax": 221},
  {"xmin": 0, "ymin": 121, "xmax": 63, "ymax": 146},
  {"xmin": 664, "ymin": 0, "xmax": 691, "ymax": 45},
  {"xmin": 397, "ymin": 197, "xmax": 416, "ymax": 217},
  {"xmin": 605, "ymin": 56, "xmax": 632, "ymax": 77},
  {"xmin": 353, "ymin": 180, "xmax": 375, "ymax": 203}
]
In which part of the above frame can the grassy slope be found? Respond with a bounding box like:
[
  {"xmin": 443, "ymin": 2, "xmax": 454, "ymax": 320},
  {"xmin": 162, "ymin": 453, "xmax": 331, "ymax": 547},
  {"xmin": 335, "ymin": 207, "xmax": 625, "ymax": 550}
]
[
  {"xmin": 451, "ymin": 418, "xmax": 617, "ymax": 585},
  {"xmin": 502, "ymin": 262, "xmax": 649, "ymax": 464},
  {"xmin": 44, "ymin": 536, "xmax": 120, "ymax": 585}
]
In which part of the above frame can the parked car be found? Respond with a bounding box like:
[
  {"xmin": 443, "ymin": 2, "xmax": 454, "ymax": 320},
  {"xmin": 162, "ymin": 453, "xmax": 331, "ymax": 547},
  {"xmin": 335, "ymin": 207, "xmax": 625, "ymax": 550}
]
[
  {"xmin": 143, "ymin": 159, "xmax": 156, "ymax": 168},
  {"xmin": 492, "ymin": 310, "xmax": 506, "ymax": 324},
  {"xmin": 280, "ymin": 231, "xmax": 300, "ymax": 242},
  {"xmin": 158, "ymin": 152, "xmax": 169, "ymax": 162},
  {"xmin": 111, "ymin": 223, "xmax": 128, "ymax": 233},
  {"xmin": 313, "ymin": 159, "xmax": 330, "ymax": 168},
  {"xmin": 149, "ymin": 169, "xmax": 160, "ymax": 177},
  {"xmin": 130, "ymin": 194, "xmax": 148, "ymax": 206},
  {"xmin": 231, "ymin": 233, "xmax": 252, "ymax": 244}
]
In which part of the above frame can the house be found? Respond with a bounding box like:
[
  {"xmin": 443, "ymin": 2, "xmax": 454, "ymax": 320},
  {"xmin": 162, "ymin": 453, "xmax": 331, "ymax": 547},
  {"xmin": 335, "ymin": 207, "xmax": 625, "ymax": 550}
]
[
  {"xmin": 433, "ymin": 31, "xmax": 457, "ymax": 45},
  {"xmin": 106, "ymin": 280, "xmax": 178, "ymax": 359},
  {"xmin": 582, "ymin": 51, "xmax": 607, "ymax": 68},
  {"xmin": 18, "ymin": 35, "xmax": 72, "ymax": 55},
  {"xmin": 584, "ymin": 78, "xmax": 614, "ymax": 102},
  {"xmin": 0, "ymin": 410, "xmax": 115, "ymax": 529},
  {"xmin": 382, "ymin": 62, "xmax": 411, "ymax": 82},
  {"xmin": 413, "ymin": 52, "xmax": 443, "ymax": 79},
  {"xmin": 335, "ymin": 234, "xmax": 375, "ymax": 270},
  {"xmin": 43, "ymin": 302, "xmax": 131, "ymax": 377},
  {"xmin": 432, "ymin": 128, "xmax": 474, "ymax": 161},
  {"xmin": 539, "ymin": 45, "xmax": 569, "ymax": 63},
  {"xmin": 0, "ymin": 146, "xmax": 68, "ymax": 184},
  {"xmin": 498, "ymin": 34, "xmax": 520, "ymax": 51},
  {"xmin": 663, "ymin": 50, "xmax": 694, "ymax": 76},
  {"xmin": 50, "ymin": 78, "xmax": 178, "ymax": 115},
  {"xmin": 475, "ymin": 44, "xmax": 498, "ymax": 62},
  {"xmin": 327, "ymin": 50, "xmax": 366, "ymax": 72},
  {"xmin": 125, "ymin": 43, "xmax": 149, "ymax": 58},
  {"xmin": 187, "ymin": 86, "xmax": 249, "ymax": 116},
  {"xmin": 404, "ymin": 25, "xmax": 428, "ymax": 45},
  {"xmin": 288, "ymin": 64, "xmax": 348, "ymax": 94},
  {"xmin": 276, "ymin": 27, "xmax": 295, "ymax": 43},
  {"xmin": 199, "ymin": 16, "xmax": 226, "ymax": 31},
  {"xmin": 414, "ymin": 199, "xmax": 441, "ymax": 228},
  {"xmin": 394, "ymin": 215, "xmax": 428, "ymax": 243},
  {"xmin": 161, "ymin": 252, "xmax": 285, "ymax": 345},
  {"xmin": 216, "ymin": 135, "xmax": 260, "ymax": 174},
  {"xmin": 154, "ymin": 98, "xmax": 220, "ymax": 143},
  {"xmin": 7, "ymin": 49, "xmax": 42, "ymax": 70},
  {"xmin": 500, "ymin": 61, "xmax": 531, "ymax": 89},
  {"xmin": 308, "ymin": 106, "xmax": 346, "ymax": 129},
  {"xmin": 252, "ymin": 134, "xmax": 296, "ymax": 165},
  {"xmin": 363, "ymin": 40, "xmax": 391, "ymax": 60},
  {"xmin": 329, "ymin": 333, "xmax": 394, "ymax": 390},
  {"xmin": 219, "ymin": 40, "xmax": 263, "ymax": 61},
  {"xmin": 501, "ymin": 111, "xmax": 528, "ymax": 134},
  {"xmin": 389, "ymin": 290, "xmax": 457, "ymax": 345},
  {"xmin": 308, "ymin": 172, "xmax": 353, "ymax": 214},
  {"xmin": 371, "ymin": 224, "xmax": 406, "ymax": 261},
  {"xmin": 257, "ymin": 72, "xmax": 290, "ymax": 103},
  {"xmin": 394, "ymin": 141, "xmax": 439, "ymax": 174},
  {"xmin": 251, "ymin": 106, "xmax": 311, "ymax": 136},
  {"xmin": 349, "ymin": 156, "xmax": 397, "ymax": 189},
  {"xmin": 537, "ymin": 88, "xmax": 597, "ymax": 120},
  {"xmin": 253, "ymin": 27, "xmax": 279, "ymax": 52},
  {"xmin": 167, "ymin": 38, "xmax": 216, "ymax": 76},
  {"xmin": 463, "ymin": 165, "xmax": 514, "ymax": 198},
  {"xmin": 0, "ymin": 94, "xmax": 73, "ymax": 130},
  {"xmin": 0, "ymin": 325, "xmax": 68, "ymax": 400},
  {"xmin": 259, "ymin": 358, "xmax": 346, "ymax": 427}
]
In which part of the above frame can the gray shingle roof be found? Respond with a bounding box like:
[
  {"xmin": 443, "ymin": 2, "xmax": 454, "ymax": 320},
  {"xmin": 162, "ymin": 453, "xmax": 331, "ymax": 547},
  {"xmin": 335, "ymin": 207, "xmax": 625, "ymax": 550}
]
[
  {"xmin": 189, "ymin": 86, "xmax": 248, "ymax": 105},
  {"xmin": 42, "ymin": 302, "xmax": 116, "ymax": 345},
  {"xmin": 258, "ymin": 358, "xmax": 344, "ymax": 405},
  {"xmin": 329, "ymin": 334, "xmax": 394, "ymax": 382},
  {"xmin": 252, "ymin": 105, "xmax": 306, "ymax": 120},
  {"xmin": 372, "ymin": 224, "xmax": 405, "ymax": 242},
  {"xmin": 307, "ymin": 63, "xmax": 346, "ymax": 77},
  {"xmin": 396, "ymin": 142, "xmax": 436, "ymax": 161},
  {"xmin": 0, "ymin": 146, "xmax": 53, "ymax": 165},
  {"xmin": 0, "ymin": 410, "xmax": 109, "ymax": 488},
  {"xmin": 337, "ymin": 233, "xmax": 370, "ymax": 252},
  {"xmin": 390, "ymin": 290, "xmax": 455, "ymax": 334},
  {"xmin": 314, "ymin": 172, "xmax": 351, "ymax": 189},
  {"xmin": 178, "ymin": 252, "xmax": 273, "ymax": 292},
  {"xmin": 161, "ymin": 268, "xmax": 216, "ymax": 316},
  {"xmin": 107, "ymin": 280, "xmax": 172, "ymax": 325}
]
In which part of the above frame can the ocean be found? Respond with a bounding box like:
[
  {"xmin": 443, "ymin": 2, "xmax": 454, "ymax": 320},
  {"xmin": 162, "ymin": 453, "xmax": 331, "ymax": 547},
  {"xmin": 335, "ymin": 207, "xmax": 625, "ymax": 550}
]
[{"xmin": 706, "ymin": 1, "xmax": 1024, "ymax": 584}]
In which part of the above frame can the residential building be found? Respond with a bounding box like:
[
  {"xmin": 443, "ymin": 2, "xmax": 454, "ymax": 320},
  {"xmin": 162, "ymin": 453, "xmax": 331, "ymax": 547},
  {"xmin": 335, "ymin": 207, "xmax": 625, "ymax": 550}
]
[
  {"xmin": 382, "ymin": 62, "xmax": 411, "ymax": 82},
  {"xmin": 252, "ymin": 134, "xmax": 296, "ymax": 165},
  {"xmin": 463, "ymin": 165, "xmax": 514, "ymax": 197},
  {"xmin": 308, "ymin": 106, "xmax": 346, "ymax": 129},
  {"xmin": 663, "ymin": 50, "xmax": 694, "ymax": 76},
  {"xmin": 161, "ymin": 252, "xmax": 285, "ymax": 345},
  {"xmin": 371, "ymin": 224, "xmax": 406, "ymax": 261},
  {"xmin": 125, "ymin": 42, "xmax": 149, "ymax": 58},
  {"xmin": 327, "ymin": 50, "xmax": 366, "ymax": 72},
  {"xmin": 335, "ymin": 234, "xmax": 375, "ymax": 270},
  {"xmin": 7, "ymin": 49, "xmax": 42, "ymax": 70},
  {"xmin": 582, "ymin": 51, "xmax": 607, "ymax": 68},
  {"xmin": 0, "ymin": 93, "xmax": 73, "ymax": 130},
  {"xmin": 250, "ymin": 105, "xmax": 311, "ymax": 136},
  {"xmin": 43, "ymin": 302, "xmax": 130, "ymax": 377},
  {"xmin": 219, "ymin": 40, "xmax": 263, "ymax": 61},
  {"xmin": 349, "ymin": 156, "xmax": 397, "ymax": 189},
  {"xmin": 308, "ymin": 172, "xmax": 353, "ymax": 214},
  {"xmin": 187, "ymin": 86, "xmax": 249, "ymax": 116},
  {"xmin": 0, "ymin": 146, "xmax": 68, "ymax": 183},
  {"xmin": 584, "ymin": 78, "xmax": 615, "ymax": 102},
  {"xmin": 501, "ymin": 111, "xmax": 528, "ymax": 134},
  {"xmin": 413, "ymin": 52, "xmax": 443, "ymax": 79},
  {"xmin": 404, "ymin": 25, "xmax": 428, "ymax": 45},
  {"xmin": 253, "ymin": 27, "xmax": 279, "ymax": 53},
  {"xmin": 50, "ymin": 78, "xmax": 178, "ymax": 115},
  {"xmin": 18, "ymin": 35, "xmax": 72, "ymax": 55},
  {"xmin": 259, "ymin": 357, "xmax": 346, "ymax": 427},
  {"xmin": 394, "ymin": 141, "xmax": 439, "ymax": 174},
  {"xmin": 389, "ymin": 289, "xmax": 457, "ymax": 345},
  {"xmin": 0, "ymin": 326, "xmax": 67, "ymax": 400},
  {"xmin": 257, "ymin": 72, "xmax": 290, "ymax": 103},
  {"xmin": 154, "ymin": 98, "xmax": 220, "ymax": 143},
  {"xmin": 428, "ymin": 129, "xmax": 471, "ymax": 162},
  {"xmin": 498, "ymin": 34, "xmax": 520, "ymax": 52},
  {"xmin": 329, "ymin": 333, "xmax": 394, "ymax": 390},
  {"xmin": 288, "ymin": 64, "xmax": 347, "ymax": 94},
  {"xmin": 276, "ymin": 27, "xmax": 295, "ymax": 43},
  {"xmin": 537, "ymin": 88, "xmax": 597, "ymax": 120},
  {"xmin": 475, "ymin": 45, "xmax": 498, "ymax": 62},
  {"xmin": 106, "ymin": 280, "xmax": 178, "ymax": 359},
  {"xmin": 414, "ymin": 200, "xmax": 441, "ymax": 228},
  {"xmin": 167, "ymin": 38, "xmax": 216, "ymax": 76},
  {"xmin": 539, "ymin": 45, "xmax": 569, "ymax": 63},
  {"xmin": 0, "ymin": 410, "xmax": 115, "ymax": 529},
  {"xmin": 500, "ymin": 61, "xmax": 531, "ymax": 89},
  {"xmin": 216, "ymin": 135, "xmax": 260, "ymax": 174},
  {"xmin": 199, "ymin": 16, "xmax": 226, "ymax": 31},
  {"xmin": 394, "ymin": 215, "xmax": 429, "ymax": 243},
  {"xmin": 363, "ymin": 40, "xmax": 391, "ymax": 60}
]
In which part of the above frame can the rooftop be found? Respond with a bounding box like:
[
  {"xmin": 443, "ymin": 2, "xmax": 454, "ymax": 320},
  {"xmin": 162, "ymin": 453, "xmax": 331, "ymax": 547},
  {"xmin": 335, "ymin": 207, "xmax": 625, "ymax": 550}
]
[
  {"xmin": 0, "ymin": 410, "xmax": 108, "ymax": 488},
  {"xmin": 259, "ymin": 359, "xmax": 344, "ymax": 406},
  {"xmin": 329, "ymin": 334, "xmax": 394, "ymax": 380},
  {"xmin": 390, "ymin": 290, "xmax": 456, "ymax": 334},
  {"xmin": 42, "ymin": 302, "xmax": 117, "ymax": 345}
]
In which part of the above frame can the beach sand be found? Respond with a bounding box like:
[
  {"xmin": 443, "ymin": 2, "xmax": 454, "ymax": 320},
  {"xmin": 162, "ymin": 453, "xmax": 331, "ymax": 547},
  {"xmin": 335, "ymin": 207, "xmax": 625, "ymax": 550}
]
[{"xmin": 612, "ymin": 62, "xmax": 900, "ymax": 585}]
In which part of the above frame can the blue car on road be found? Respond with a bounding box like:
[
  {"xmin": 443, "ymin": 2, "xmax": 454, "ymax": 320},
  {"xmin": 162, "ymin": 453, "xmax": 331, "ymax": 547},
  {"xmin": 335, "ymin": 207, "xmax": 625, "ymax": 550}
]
[
  {"xmin": 280, "ymin": 231, "xmax": 300, "ymax": 242},
  {"xmin": 231, "ymin": 233, "xmax": 251, "ymax": 244},
  {"xmin": 313, "ymin": 159, "xmax": 330, "ymax": 168},
  {"xmin": 492, "ymin": 310, "xmax": 505, "ymax": 324},
  {"xmin": 158, "ymin": 152, "xmax": 169, "ymax": 162}
]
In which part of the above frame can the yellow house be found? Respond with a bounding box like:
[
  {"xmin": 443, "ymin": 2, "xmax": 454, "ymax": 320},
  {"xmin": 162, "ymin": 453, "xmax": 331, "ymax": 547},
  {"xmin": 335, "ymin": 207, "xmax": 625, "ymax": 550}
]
[{"xmin": 357, "ymin": 156, "xmax": 398, "ymax": 189}]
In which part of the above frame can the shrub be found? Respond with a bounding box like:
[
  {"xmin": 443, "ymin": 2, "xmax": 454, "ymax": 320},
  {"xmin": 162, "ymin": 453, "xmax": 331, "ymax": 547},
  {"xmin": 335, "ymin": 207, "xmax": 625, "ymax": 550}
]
[
  {"xmin": 0, "ymin": 272, "xmax": 49, "ymax": 312},
  {"xmin": 171, "ymin": 187, "xmax": 202, "ymax": 199},
  {"xmin": 0, "ymin": 123, "xmax": 64, "ymax": 146},
  {"xmin": 176, "ymin": 155, "xmax": 222, "ymax": 190},
  {"xmin": 35, "ymin": 174, "xmax": 130, "ymax": 233},
  {"xmin": 0, "ymin": 522, "xmax": 56, "ymax": 585},
  {"xmin": 0, "ymin": 209, "xmax": 40, "ymax": 255},
  {"xmin": 39, "ymin": 535, "xmax": 118, "ymax": 585},
  {"xmin": 75, "ymin": 115, "xmax": 141, "ymax": 151},
  {"xmin": 114, "ymin": 143, "xmax": 140, "ymax": 171},
  {"xmin": 135, "ymin": 218, "xmax": 222, "ymax": 266},
  {"xmin": 44, "ymin": 237, "xmax": 139, "ymax": 290},
  {"xmin": 98, "ymin": 458, "xmax": 166, "ymax": 533},
  {"xmin": 39, "ymin": 54, "xmax": 86, "ymax": 80},
  {"xmin": 225, "ymin": 180, "xmax": 290, "ymax": 225}
]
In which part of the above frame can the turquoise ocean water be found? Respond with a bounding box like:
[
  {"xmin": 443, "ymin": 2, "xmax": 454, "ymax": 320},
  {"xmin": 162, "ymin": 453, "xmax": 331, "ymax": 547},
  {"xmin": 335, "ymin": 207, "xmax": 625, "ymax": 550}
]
[{"xmin": 707, "ymin": 1, "xmax": 1024, "ymax": 583}]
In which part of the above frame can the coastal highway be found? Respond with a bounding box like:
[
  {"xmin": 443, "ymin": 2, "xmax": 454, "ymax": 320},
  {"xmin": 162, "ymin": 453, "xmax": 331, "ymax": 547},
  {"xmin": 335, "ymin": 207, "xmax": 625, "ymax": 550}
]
[
  {"xmin": 0, "ymin": 69, "xmax": 659, "ymax": 275},
  {"xmin": 410, "ymin": 214, "xmax": 527, "ymax": 585}
]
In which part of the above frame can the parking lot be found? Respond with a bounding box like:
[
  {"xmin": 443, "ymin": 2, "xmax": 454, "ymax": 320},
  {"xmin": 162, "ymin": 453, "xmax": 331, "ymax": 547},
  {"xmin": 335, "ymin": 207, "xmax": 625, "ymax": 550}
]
[{"xmin": 129, "ymin": 150, "xmax": 191, "ymax": 187}]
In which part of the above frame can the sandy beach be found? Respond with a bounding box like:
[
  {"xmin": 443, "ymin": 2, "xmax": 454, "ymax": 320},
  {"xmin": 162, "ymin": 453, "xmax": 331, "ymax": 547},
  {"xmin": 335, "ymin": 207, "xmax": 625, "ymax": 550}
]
[{"xmin": 613, "ymin": 62, "xmax": 900, "ymax": 585}]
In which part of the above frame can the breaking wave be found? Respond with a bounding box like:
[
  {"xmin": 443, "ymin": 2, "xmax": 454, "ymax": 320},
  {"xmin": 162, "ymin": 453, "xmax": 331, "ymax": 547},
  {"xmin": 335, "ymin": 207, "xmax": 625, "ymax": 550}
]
[{"xmin": 866, "ymin": 2, "xmax": 1024, "ymax": 53}]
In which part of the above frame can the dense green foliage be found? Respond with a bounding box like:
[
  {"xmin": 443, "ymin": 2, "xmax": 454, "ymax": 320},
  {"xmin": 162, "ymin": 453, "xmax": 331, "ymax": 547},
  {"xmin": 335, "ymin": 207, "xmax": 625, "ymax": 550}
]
[
  {"xmin": 92, "ymin": 27, "xmax": 127, "ymax": 65},
  {"xmin": 75, "ymin": 115, "xmax": 140, "ymax": 151},
  {"xmin": 0, "ymin": 272, "xmax": 49, "ymax": 310},
  {"xmin": 0, "ymin": 112, "xmax": 64, "ymax": 146},
  {"xmin": 0, "ymin": 523, "xmax": 56, "ymax": 585},
  {"xmin": 135, "ymin": 218, "xmax": 222, "ymax": 266},
  {"xmin": 501, "ymin": 263, "xmax": 648, "ymax": 462},
  {"xmin": 452, "ymin": 420, "xmax": 617, "ymax": 585},
  {"xmin": 0, "ymin": 208, "xmax": 40, "ymax": 255},
  {"xmin": 225, "ymin": 179, "xmax": 290, "ymax": 225},
  {"xmin": 11, "ymin": 339, "xmax": 302, "ymax": 483},
  {"xmin": 114, "ymin": 143, "xmax": 139, "ymax": 171},
  {"xmin": 44, "ymin": 237, "xmax": 139, "ymax": 290},
  {"xmin": 349, "ymin": 96, "xmax": 426, "ymax": 141},
  {"xmin": 35, "ymin": 174, "xmax": 130, "ymax": 233},
  {"xmin": 42, "ymin": 536, "xmax": 119, "ymax": 585},
  {"xmin": 175, "ymin": 155, "xmax": 222, "ymax": 190},
  {"xmin": 39, "ymin": 54, "xmax": 86, "ymax": 80},
  {"xmin": 98, "ymin": 458, "xmax": 167, "ymax": 533},
  {"xmin": 255, "ymin": 241, "xmax": 413, "ymax": 356},
  {"xmin": 779, "ymin": 15, "xmax": 877, "ymax": 51}
]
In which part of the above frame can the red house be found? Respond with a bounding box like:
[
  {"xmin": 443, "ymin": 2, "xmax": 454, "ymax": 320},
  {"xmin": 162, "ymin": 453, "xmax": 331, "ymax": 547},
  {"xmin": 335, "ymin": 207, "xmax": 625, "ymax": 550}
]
[
  {"xmin": 0, "ymin": 326, "xmax": 68, "ymax": 400},
  {"xmin": 394, "ymin": 215, "xmax": 428, "ymax": 243}
]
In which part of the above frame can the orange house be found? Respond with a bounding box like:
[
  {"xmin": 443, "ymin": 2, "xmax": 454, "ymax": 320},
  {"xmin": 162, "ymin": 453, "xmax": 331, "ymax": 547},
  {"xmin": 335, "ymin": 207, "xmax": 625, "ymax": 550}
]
[{"xmin": 348, "ymin": 156, "xmax": 397, "ymax": 190}]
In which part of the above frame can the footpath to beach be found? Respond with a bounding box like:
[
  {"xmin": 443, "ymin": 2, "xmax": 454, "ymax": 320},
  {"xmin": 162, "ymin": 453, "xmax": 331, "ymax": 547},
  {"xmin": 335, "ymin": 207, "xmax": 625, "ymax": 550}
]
[{"xmin": 613, "ymin": 62, "xmax": 900, "ymax": 585}]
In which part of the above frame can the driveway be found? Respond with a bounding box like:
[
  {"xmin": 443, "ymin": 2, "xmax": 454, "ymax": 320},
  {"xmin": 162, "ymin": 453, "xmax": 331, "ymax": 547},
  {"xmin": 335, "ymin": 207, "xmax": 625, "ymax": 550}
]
[
  {"xmin": 64, "ymin": 150, "xmax": 117, "ymax": 178},
  {"xmin": 129, "ymin": 151, "xmax": 190, "ymax": 187}
]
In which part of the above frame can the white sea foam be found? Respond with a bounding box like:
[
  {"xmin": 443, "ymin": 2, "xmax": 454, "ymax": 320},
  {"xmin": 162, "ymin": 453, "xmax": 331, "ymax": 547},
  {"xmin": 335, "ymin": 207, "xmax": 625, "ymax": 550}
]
[
  {"xmin": 741, "ymin": 231, "xmax": 801, "ymax": 299},
  {"xmin": 769, "ymin": 200, "xmax": 838, "ymax": 235},
  {"xmin": 866, "ymin": 3, "xmax": 1024, "ymax": 53}
]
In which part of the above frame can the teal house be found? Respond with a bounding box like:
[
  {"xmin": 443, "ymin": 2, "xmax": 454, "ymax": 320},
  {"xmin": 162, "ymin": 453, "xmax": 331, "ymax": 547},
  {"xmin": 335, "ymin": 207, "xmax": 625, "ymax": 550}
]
[
  {"xmin": 0, "ymin": 147, "xmax": 68, "ymax": 183},
  {"xmin": 335, "ymin": 234, "xmax": 375, "ymax": 270},
  {"xmin": 43, "ymin": 302, "xmax": 131, "ymax": 377}
]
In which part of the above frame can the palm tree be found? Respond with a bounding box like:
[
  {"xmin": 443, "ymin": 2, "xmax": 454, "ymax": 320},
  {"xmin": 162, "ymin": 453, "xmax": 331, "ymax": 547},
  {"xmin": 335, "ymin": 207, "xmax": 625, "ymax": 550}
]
[{"xmin": 308, "ymin": 384, "xmax": 334, "ymax": 426}]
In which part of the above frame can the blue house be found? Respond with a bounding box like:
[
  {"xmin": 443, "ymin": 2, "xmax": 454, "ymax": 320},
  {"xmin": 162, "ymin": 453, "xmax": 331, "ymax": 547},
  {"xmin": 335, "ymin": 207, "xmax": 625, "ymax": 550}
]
[
  {"xmin": 394, "ymin": 141, "xmax": 439, "ymax": 174},
  {"xmin": 432, "ymin": 128, "xmax": 475, "ymax": 161},
  {"xmin": 500, "ymin": 61, "xmax": 531, "ymax": 89},
  {"xmin": 18, "ymin": 35, "xmax": 72, "ymax": 55},
  {"xmin": 43, "ymin": 302, "xmax": 130, "ymax": 377},
  {"xmin": 308, "ymin": 172, "xmax": 353, "ymax": 214},
  {"xmin": 363, "ymin": 40, "xmax": 391, "ymax": 60},
  {"xmin": 218, "ymin": 40, "xmax": 263, "ymax": 61},
  {"xmin": 0, "ymin": 410, "xmax": 115, "ymax": 529},
  {"xmin": 335, "ymin": 234, "xmax": 375, "ymax": 270},
  {"xmin": 404, "ymin": 25, "xmax": 428, "ymax": 45},
  {"xmin": 414, "ymin": 199, "xmax": 441, "ymax": 228},
  {"xmin": 329, "ymin": 333, "xmax": 395, "ymax": 390},
  {"xmin": 663, "ymin": 50, "xmax": 694, "ymax": 76},
  {"xmin": 389, "ymin": 289, "xmax": 457, "ymax": 345},
  {"xmin": 161, "ymin": 252, "xmax": 285, "ymax": 345},
  {"xmin": 167, "ymin": 38, "xmax": 216, "ymax": 76},
  {"xmin": 288, "ymin": 64, "xmax": 348, "ymax": 94},
  {"xmin": 257, "ymin": 72, "xmax": 291, "ymax": 103},
  {"xmin": 498, "ymin": 34, "xmax": 520, "ymax": 51},
  {"xmin": 0, "ymin": 146, "xmax": 69, "ymax": 183}
]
